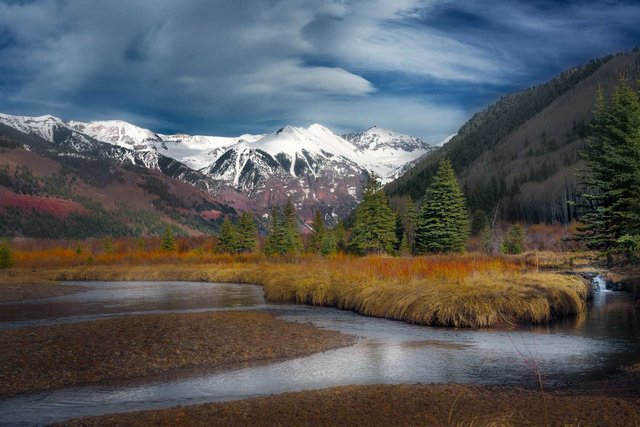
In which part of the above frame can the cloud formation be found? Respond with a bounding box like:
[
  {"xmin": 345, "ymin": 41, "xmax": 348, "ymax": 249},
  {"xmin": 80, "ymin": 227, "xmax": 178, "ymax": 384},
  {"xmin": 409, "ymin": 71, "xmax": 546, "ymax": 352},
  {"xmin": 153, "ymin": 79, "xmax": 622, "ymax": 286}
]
[{"xmin": 0, "ymin": 0, "xmax": 638, "ymax": 140}]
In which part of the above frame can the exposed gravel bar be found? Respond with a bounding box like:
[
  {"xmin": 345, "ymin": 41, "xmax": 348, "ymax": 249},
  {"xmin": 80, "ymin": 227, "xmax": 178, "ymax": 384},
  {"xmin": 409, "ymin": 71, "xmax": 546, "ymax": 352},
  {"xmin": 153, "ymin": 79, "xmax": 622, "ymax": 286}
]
[
  {"xmin": 0, "ymin": 311, "xmax": 354, "ymax": 396},
  {"xmin": 60, "ymin": 382, "xmax": 640, "ymax": 427},
  {"xmin": 0, "ymin": 281, "xmax": 85, "ymax": 302}
]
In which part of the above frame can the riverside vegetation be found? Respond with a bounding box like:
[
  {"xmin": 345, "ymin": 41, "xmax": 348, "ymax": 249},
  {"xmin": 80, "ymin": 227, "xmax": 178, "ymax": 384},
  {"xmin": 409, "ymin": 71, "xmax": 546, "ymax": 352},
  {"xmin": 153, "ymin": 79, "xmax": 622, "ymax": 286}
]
[{"xmin": 3, "ymin": 247, "xmax": 588, "ymax": 328}]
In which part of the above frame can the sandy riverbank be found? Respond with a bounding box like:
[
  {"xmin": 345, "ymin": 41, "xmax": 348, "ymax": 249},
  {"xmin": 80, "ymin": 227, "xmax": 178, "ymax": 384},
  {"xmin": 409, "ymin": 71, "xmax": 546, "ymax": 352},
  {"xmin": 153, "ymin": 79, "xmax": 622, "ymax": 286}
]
[{"xmin": 0, "ymin": 280, "xmax": 85, "ymax": 302}]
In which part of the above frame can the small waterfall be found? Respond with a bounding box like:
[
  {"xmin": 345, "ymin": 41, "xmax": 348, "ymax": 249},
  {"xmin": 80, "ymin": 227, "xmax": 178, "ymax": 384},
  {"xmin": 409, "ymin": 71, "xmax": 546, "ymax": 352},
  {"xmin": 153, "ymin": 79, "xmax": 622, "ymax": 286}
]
[{"xmin": 592, "ymin": 275, "xmax": 611, "ymax": 293}]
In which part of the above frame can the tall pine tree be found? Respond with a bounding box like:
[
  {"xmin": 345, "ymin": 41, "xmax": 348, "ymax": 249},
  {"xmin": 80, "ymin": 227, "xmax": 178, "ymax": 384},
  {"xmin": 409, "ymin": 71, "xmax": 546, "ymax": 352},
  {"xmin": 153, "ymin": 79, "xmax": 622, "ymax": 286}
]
[
  {"xmin": 236, "ymin": 211, "xmax": 257, "ymax": 253},
  {"xmin": 579, "ymin": 81, "xmax": 640, "ymax": 251},
  {"xmin": 402, "ymin": 196, "xmax": 418, "ymax": 253},
  {"xmin": 161, "ymin": 225, "xmax": 176, "ymax": 252},
  {"xmin": 264, "ymin": 201, "xmax": 302, "ymax": 255},
  {"xmin": 310, "ymin": 210, "xmax": 326, "ymax": 254},
  {"xmin": 415, "ymin": 159, "xmax": 469, "ymax": 253},
  {"xmin": 264, "ymin": 207, "xmax": 285, "ymax": 255},
  {"xmin": 217, "ymin": 217, "xmax": 239, "ymax": 253},
  {"xmin": 283, "ymin": 199, "xmax": 303, "ymax": 254},
  {"xmin": 334, "ymin": 221, "xmax": 348, "ymax": 253},
  {"xmin": 349, "ymin": 174, "xmax": 397, "ymax": 255}
]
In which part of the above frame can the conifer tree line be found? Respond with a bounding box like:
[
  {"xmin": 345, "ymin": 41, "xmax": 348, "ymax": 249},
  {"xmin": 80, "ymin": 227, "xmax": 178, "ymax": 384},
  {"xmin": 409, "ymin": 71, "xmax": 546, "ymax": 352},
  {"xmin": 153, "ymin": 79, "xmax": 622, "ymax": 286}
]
[
  {"xmin": 263, "ymin": 200, "xmax": 303, "ymax": 255},
  {"xmin": 350, "ymin": 162, "xmax": 470, "ymax": 255},
  {"xmin": 240, "ymin": 162, "xmax": 473, "ymax": 257},
  {"xmin": 578, "ymin": 79, "xmax": 640, "ymax": 262},
  {"xmin": 349, "ymin": 174, "xmax": 398, "ymax": 254},
  {"xmin": 217, "ymin": 211, "xmax": 258, "ymax": 254}
]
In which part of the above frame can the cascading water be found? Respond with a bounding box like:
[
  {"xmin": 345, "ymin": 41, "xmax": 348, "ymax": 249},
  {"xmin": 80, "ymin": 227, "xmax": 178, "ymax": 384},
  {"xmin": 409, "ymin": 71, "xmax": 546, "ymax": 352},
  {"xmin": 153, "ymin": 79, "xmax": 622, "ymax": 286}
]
[{"xmin": 592, "ymin": 275, "xmax": 611, "ymax": 292}]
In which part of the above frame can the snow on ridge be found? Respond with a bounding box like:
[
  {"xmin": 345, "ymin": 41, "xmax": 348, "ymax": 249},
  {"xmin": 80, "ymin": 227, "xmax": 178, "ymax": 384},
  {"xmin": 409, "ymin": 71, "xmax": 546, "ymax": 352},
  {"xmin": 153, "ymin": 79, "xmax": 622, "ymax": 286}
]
[
  {"xmin": 435, "ymin": 134, "xmax": 457, "ymax": 147},
  {"xmin": 342, "ymin": 125, "xmax": 435, "ymax": 181},
  {"xmin": 0, "ymin": 112, "xmax": 67, "ymax": 142},
  {"xmin": 250, "ymin": 124, "xmax": 365, "ymax": 169},
  {"xmin": 69, "ymin": 120, "xmax": 161, "ymax": 149},
  {"xmin": 0, "ymin": 111, "xmax": 434, "ymax": 185}
]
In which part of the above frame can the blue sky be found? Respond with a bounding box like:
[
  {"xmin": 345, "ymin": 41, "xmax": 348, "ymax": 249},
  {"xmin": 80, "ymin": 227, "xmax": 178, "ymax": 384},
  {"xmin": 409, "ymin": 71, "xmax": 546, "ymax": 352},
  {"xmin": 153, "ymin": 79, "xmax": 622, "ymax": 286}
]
[{"xmin": 0, "ymin": 0, "xmax": 639, "ymax": 142}]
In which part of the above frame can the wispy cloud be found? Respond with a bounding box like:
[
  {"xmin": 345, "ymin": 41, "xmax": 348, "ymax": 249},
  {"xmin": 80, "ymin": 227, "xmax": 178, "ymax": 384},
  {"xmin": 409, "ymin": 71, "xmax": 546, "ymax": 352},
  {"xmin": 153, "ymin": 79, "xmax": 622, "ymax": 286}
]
[{"xmin": 0, "ymin": 0, "xmax": 638, "ymax": 140}]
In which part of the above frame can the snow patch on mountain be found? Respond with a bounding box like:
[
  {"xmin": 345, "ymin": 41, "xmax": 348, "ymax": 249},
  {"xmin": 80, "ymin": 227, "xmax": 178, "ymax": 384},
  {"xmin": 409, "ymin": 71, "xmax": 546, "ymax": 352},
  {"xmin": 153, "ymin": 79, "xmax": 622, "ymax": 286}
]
[
  {"xmin": 342, "ymin": 125, "xmax": 434, "ymax": 180},
  {"xmin": 69, "ymin": 120, "xmax": 161, "ymax": 149},
  {"xmin": 0, "ymin": 113, "xmax": 68, "ymax": 143},
  {"xmin": 69, "ymin": 120, "xmax": 264, "ymax": 171},
  {"xmin": 0, "ymin": 111, "xmax": 437, "ymax": 222},
  {"xmin": 159, "ymin": 133, "xmax": 263, "ymax": 171},
  {"xmin": 435, "ymin": 134, "xmax": 457, "ymax": 147}
]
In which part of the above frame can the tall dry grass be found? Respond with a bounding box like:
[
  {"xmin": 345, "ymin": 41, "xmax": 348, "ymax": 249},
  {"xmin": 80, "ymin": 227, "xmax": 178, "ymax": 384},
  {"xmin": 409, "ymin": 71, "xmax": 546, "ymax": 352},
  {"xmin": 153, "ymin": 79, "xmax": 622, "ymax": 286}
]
[{"xmin": 37, "ymin": 253, "xmax": 589, "ymax": 328}]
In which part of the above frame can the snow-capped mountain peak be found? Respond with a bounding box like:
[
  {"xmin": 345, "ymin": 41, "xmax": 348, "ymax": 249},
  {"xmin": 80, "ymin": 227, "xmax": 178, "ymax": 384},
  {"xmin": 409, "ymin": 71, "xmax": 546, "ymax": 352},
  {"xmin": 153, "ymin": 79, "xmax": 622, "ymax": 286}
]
[
  {"xmin": 0, "ymin": 113, "xmax": 68, "ymax": 142},
  {"xmin": 251, "ymin": 124, "xmax": 364, "ymax": 170},
  {"xmin": 342, "ymin": 126, "xmax": 435, "ymax": 180},
  {"xmin": 344, "ymin": 126, "xmax": 432, "ymax": 152},
  {"xmin": 69, "ymin": 120, "xmax": 263, "ymax": 171},
  {"xmin": 69, "ymin": 120, "xmax": 162, "ymax": 150},
  {"xmin": 0, "ymin": 111, "xmax": 437, "ymax": 224}
]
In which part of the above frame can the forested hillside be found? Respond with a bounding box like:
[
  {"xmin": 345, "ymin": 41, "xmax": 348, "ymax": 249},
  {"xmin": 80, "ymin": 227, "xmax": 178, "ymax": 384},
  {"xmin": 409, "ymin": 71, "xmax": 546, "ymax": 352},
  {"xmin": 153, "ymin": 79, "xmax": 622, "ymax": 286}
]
[{"xmin": 387, "ymin": 49, "xmax": 640, "ymax": 224}]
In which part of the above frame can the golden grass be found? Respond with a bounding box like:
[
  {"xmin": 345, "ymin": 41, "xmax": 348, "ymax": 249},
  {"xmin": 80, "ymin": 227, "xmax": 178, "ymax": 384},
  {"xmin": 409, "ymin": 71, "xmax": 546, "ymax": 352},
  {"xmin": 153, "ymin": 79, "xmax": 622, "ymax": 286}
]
[{"xmin": 27, "ymin": 254, "xmax": 590, "ymax": 328}]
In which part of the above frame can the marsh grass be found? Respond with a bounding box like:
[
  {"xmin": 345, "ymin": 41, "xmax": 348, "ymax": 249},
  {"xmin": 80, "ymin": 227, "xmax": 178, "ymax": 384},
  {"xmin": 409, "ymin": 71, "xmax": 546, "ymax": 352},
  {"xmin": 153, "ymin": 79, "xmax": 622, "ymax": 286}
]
[{"xmin": 28, "ymin": 253, "xmax": 589, "ymax": 328}]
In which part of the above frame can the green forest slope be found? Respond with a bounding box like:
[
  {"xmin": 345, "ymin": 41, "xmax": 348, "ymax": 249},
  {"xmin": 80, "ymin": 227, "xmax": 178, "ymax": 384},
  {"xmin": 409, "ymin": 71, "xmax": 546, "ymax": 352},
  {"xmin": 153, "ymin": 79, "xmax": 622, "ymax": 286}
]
[{"xmin": 387, "ymin": 49, "xmax": 640, "ymax": 223}]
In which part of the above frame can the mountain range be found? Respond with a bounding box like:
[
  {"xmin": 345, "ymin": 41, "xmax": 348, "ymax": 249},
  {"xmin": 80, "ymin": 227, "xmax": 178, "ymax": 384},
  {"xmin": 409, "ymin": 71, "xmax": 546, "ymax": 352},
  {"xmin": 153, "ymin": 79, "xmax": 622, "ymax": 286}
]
[
  {"xmin": 4, "ymin": 47, "xmax": 635, "ymax": 239},
  {"xmin": 0, "ymin": 113, "xmax": 433, "ymax": 236}
]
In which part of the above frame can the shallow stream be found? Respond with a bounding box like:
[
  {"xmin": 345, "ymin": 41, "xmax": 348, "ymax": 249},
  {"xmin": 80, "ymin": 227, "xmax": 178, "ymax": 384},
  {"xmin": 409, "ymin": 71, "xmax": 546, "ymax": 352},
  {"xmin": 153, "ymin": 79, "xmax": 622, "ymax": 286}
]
[{"xmin": 0, "ymin": 280, "xmax": 638, "ymax": 426}]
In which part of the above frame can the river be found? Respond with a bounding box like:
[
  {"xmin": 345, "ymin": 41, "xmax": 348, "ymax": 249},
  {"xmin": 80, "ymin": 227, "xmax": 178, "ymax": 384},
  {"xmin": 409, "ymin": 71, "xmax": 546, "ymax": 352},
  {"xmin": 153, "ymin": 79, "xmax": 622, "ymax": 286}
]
[{"xmin": 0, "ymin": 280, "xmax": 638, "ymax": 425}]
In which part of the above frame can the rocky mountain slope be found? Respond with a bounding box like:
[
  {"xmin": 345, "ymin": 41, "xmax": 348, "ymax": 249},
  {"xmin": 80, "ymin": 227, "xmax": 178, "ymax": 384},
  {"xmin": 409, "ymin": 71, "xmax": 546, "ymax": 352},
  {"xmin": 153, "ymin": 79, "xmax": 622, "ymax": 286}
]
[
  {"xmin": 1, "ymin": 114, "xmax": 434, "ymax": 224},
  {"xmin": 0, "ymin": 119, "xmax": 235, "ymax": 238},
  {"xmin": 387, "ymin": 49, "xmax": 640, "ymax": 224}
]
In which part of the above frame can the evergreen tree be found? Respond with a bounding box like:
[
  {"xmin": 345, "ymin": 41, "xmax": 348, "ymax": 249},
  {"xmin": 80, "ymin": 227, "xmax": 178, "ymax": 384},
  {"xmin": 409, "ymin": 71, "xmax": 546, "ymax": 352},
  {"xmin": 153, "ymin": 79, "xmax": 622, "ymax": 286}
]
[
  {"xmin": 578, "ymin": 81, "xmax": 640, "ymax": 251},
  {"xmin": 264, "ymin": 202, "xmax": 301, "ymax": 255},
  {"xmin": 349, "ymin": 174, "xmax": 397, "ymax": 254},
  {"xmin": 217, "ymin": 217, "xmax": 239, "ymax": 254},
  {"xmin": 320, "ymin": 230, "xmax": 337, "ymax": 256},
  {"xmin": 161, "ymin": 225, "xmax": 176, "ymax": 252},
  {"xmin": 502, "ymin": 224, "xmax": 525, "ymax": 254},
  {"xmin": 103, "ymin": 236, "xmax": 114, "ymax": 255},
  {"xmin": 398, "ymin": 233, "xmax": 411, "ymax": 256},
  {"xmin": 403, "ymin": 196, "xmax": 418, "ymax": 253},
  {"xmin": 471, "ymin": 209, "xmax": 489, "ymax": 235},
  {"xmin": 0, "ymin": 240, "xmax": 13, "ymax": 269},
  {"xmin": 282, "ymin": 199, "xmax": 302, "ymax": 254},
  {"xmin": 236, "ymin": 211, "xmax": 257, "ymax": 253},
  {"xmin": 264, "ymin": 206, "xmax": 285, "ymax": 255},
  {"xmin": 415, "ymin": 159, "xmax": 469, "ymax": 254},
  {"xmin": 333, "ymin": 221, "xmax": 348, "ymax": 253},
  {"xmin": 310, "ymin": 210, "xmax": 326, "ymax": 254}
]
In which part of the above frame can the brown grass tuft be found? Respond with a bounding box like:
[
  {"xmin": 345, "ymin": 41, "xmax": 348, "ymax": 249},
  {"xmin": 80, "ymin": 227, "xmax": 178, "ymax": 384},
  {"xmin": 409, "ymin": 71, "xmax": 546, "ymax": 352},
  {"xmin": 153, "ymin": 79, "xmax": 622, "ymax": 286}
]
[{"xmin": 26, "ymin": 253, "xmax": 589, "ymax": 328}]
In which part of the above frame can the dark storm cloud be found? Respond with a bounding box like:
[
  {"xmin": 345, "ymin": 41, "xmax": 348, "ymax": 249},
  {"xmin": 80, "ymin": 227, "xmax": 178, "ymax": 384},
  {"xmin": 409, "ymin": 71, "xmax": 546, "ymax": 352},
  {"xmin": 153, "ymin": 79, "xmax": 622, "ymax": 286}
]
[{"xmin": 0, "ymin": 0, "xmax": 638, "ymax": 141}]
